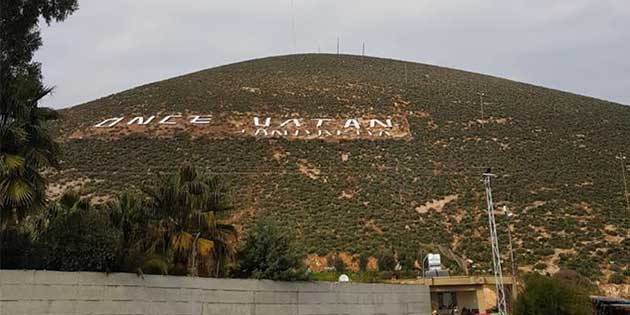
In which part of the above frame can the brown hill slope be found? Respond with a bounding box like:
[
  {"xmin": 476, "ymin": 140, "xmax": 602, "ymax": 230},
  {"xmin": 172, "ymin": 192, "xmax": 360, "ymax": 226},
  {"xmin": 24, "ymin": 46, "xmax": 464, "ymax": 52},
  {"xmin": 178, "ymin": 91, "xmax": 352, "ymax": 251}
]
[{"xmin": 51, "ymin": 54, "xmax": 630, "ymax": 281}]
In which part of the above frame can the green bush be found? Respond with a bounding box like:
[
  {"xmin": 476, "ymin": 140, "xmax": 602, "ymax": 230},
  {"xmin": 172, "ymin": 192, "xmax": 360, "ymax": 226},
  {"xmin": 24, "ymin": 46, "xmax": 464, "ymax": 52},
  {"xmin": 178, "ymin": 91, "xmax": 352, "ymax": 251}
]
[
  {"xmin": 328, "ymin": 253, "xmax": 346, "ymax": 273},
  {"xmin": 609, "ymin": 273, "xmax": 625, "ymax": 284},
  {"xmin": 533, "ymin": 262, "xmax": 547, "ymax": 270},
  {"xmin": 378, "ymin": 270, "xmax": 394, "ymax": 280},
  {"xmin": 235, "ymin": 219, "xmax": 309, "ymax": 281},
  {"xmin": 41, "ymin": 209, "xmax": 122, "ymax": 272},
  {"xmin": 378, "ymin": 251, "xmax": 397, "ymax": 271},
  {"xmin": 0, "ymin": 228, "xmax": 45, "ymax": 269},
  {"xmin": 514, "ymin": 273, "xmax": 591, "ymax": 315}
]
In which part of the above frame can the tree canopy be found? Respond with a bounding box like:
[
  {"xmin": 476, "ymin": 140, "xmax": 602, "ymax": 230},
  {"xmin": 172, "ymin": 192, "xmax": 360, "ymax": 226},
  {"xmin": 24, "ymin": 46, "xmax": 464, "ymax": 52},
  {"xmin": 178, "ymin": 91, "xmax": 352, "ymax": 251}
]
[{"xmin": 1, "ymin": 0, "xmax": 78, "ymax": 228}]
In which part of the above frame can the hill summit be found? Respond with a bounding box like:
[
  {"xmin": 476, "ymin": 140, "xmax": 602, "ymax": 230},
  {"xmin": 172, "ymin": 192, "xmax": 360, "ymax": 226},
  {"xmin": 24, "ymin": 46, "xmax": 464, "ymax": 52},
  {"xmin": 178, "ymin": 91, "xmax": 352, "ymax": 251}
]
[{"xmin": 52, "ymin": 54, "xmax": 630, "ymax": 282}]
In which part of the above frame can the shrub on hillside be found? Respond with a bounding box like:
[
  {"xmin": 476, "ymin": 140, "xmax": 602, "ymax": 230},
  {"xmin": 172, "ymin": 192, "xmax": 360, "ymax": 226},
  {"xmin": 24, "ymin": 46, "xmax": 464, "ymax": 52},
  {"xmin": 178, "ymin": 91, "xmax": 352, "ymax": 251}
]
[
  {"xmin": 609, "ymin": 273, "xmax": 625, "ymax": 284},
  {"xmin": 514, "ymin": 272, "xmax": 592, "ymax": 315},
  {"xmin": 328, "ymin": 253, "xmax": 346, "ymax": 273},
  {"xmin": 377, "ymin": 251, "xmax": 397, "ymax": 271},
  {"xmin": 234, "ymin": 219, "xmax": 309, "ymax": 281}
]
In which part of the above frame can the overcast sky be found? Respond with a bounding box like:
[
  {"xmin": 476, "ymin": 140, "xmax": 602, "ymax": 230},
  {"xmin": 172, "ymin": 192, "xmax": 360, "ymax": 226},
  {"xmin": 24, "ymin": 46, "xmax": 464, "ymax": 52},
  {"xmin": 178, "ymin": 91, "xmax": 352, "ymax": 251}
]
[{"xmin": 37, "ymin": 0, "xmax": 630, "ymax": 108}]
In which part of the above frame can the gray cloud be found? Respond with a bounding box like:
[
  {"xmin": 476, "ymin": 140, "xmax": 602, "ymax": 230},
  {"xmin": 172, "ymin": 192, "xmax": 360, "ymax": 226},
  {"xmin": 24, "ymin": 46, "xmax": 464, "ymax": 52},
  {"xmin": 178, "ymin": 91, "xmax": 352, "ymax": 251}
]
[{"xmin": 36, "ymin": 0, "xmax": 630, "ymax": 108}]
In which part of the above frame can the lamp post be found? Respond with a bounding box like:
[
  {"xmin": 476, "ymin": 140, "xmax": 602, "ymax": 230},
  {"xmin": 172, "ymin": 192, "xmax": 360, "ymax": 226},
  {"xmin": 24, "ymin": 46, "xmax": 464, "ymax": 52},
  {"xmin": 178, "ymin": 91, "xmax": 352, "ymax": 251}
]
[{"xmin": 615, "ymin": 153, "xmax": 630, "ymax": 212}]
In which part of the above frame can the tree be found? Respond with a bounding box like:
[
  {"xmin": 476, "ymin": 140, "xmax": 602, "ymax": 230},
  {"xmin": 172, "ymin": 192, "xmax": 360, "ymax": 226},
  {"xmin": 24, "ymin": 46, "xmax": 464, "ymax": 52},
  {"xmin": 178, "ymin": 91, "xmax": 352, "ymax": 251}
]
[
  {"xmin": 513, "ymin": 272, "xmax": 592, "ymax": 315},
  {"xmin": 105, "ymin": 191, "xmax": 169, "ymax": 275},
  {"xmin": 235, "ymin": 219, "xmax": 309, "ymax": 281},
  {"xmin": 39, "ymin": 191, "xmax": 122, "ymax": 272},
  {"xmin": 144, "ymin": 165, "xmax": 237, "ymax": 277},
  {"xmin": 1, "ymin": 0, "xmax": 79, "ymax": 229}
]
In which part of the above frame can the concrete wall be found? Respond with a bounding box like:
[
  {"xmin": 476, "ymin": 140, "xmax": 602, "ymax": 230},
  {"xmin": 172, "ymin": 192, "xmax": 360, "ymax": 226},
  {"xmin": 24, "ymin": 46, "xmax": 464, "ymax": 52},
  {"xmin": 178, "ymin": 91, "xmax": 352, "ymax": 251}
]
[{"xmin": 0, "ymin": 270, "xmax": 431, "ymax": 315}]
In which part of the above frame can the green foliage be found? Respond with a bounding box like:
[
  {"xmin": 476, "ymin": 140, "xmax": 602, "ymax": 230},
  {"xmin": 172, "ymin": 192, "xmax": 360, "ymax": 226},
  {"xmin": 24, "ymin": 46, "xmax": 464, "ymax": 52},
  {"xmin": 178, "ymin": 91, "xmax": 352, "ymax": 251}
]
[
  {"xmin": 533, "ymin": 263, "xmax": 547, "ymax": 270},
  {"xmin": 378, "ymin": 250, "xmax": 397, "ymax": 272},
  {"xmin": 0, "ymin": 226, "xmax": 45, "ymax": 269},
  {"xmin": 41, "ymin": 206, "xmax": 122, "ymax": 272},
  {"xmin": 235, "ymin": 219, "xmax": 309, "ymax": 281},
  {"xmin": 558, "ymin": 254, "xmax": 602, "ymax": 279},
  {"xmin": 1, "ymin": 166, "xmax": 240, "ymax": 279},
  {"xmin": 144, "ymin": 164, "xmax": 238, "ymax": 277},
  {"xmin": 1, "ymin": 0, "xmax": 78, "ymax": 228},
  {"xmin": 514, "ymin": 272, "xmax": 593, "ymax": 315},
  {"xmin": 328, "ymin": 253, "xmax": 346, "ymax": 273},
  {"xmin": 44, "ymin": 54, "xmax": 630, "ymax": 279},
  {"xmin": 378, "ymin": 271, "xmax": 394, "ymax": 280},
  {"xmin": 358, "ymin": 253, "xmax": 369, "ymax": 272},
  {"xmin": 608, "ymin": 273, "xmax": 625, "ymax": 284}
]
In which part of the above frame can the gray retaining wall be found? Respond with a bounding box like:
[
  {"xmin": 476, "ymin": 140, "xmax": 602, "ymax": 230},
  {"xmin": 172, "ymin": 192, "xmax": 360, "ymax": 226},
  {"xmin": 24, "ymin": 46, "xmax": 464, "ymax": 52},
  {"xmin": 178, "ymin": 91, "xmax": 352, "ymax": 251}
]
[{"xmin": 0, "ymin": 270, "xmax": 431, "ymax": 315}]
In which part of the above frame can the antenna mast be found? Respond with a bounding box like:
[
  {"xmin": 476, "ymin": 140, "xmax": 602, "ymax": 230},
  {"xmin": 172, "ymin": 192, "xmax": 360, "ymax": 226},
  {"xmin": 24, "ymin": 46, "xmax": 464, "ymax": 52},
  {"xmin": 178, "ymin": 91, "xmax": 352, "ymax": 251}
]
[{"xmin": 483, "ymin": 169, "xmax": 508, "ymax": 314}]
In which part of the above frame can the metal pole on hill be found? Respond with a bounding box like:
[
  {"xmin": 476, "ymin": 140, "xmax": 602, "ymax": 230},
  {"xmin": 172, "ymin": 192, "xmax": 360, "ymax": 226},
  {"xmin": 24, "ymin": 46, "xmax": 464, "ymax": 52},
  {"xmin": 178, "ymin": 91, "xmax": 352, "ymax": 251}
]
[
  {"xmin": 616, "ymin": 153, "xmax": 630, "ymax": 212},
  {"xmin": 337, "ymin": 37, "xmax": 340, "ymax": 55},
  {"xmin": 479, "ymin": 92, "xmax": 486, "ymax": 128},
  {"xmin": 482, "ymin": 169, "xmax": 508, "ymax": 315},
  {"xmin": 504, "ymin": 207, "xmax": 518, "ymax": 308}
]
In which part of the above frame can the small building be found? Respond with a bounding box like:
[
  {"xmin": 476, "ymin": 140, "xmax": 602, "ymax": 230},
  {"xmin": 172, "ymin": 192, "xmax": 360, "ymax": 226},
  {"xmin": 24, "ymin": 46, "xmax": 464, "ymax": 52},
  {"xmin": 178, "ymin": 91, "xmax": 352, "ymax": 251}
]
[
  {"xmin": 591, "ymin": 296, "xmax": 630, "ymax": 315},
  {"xmin": 418, "ymin": 276, "xmax": 515, "ymax": 314}
]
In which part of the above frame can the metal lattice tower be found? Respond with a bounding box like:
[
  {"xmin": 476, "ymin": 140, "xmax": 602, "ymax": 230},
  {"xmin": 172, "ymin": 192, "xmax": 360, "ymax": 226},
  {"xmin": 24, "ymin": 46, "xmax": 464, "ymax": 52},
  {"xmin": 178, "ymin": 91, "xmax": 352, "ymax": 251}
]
[{"xmin": 483, "ymin": 170, "xmax": 508, "ymax": 314}]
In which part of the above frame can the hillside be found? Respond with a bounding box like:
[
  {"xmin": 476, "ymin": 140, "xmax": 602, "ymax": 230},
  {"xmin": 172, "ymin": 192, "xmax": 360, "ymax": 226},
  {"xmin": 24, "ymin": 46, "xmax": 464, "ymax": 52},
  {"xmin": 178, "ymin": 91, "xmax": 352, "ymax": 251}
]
[{"xmin": 50, "ymin": 54, "xmax": 630, "ymax": 282}]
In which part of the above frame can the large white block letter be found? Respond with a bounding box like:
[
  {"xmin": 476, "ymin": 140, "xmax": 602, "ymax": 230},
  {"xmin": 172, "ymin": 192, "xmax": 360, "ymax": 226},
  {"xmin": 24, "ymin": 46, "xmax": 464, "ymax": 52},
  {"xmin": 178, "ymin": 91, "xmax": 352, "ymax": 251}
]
[
  {"xmin": 159, "ymin": 115, "xmax": 182, "ymax": 125},
  {"xmin": 189, "ymin": 115, "xmax": 212, "ymax": 124},
  {"xmin": 127, "ymin": 116, "xmax": 155, "ymax": 125},
  {"xmin": 95, "ymin": 117, "xmax": 124, "ymax": 128},
  {"xmin": 253, "ymin": 117, "xmax": 271, "ymax": 127}
]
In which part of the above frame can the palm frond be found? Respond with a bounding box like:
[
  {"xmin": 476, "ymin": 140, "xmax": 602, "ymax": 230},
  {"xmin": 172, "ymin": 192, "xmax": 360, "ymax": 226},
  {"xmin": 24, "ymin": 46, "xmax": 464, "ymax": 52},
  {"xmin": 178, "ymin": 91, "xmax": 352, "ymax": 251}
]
[
  {"xmin": 0, "ymin": 154, "xmax": 25, "ymax": 171},
  {"xmin": 170, "ymin": 231, "xmax": 193, "ymax": 253},
  {"xmin": 7, "ymin": 178, "xmax": 34, "ymax": 206},
  {"xmin": 196, "ymin": 238, "xmax": 214, "ymax": 257}
]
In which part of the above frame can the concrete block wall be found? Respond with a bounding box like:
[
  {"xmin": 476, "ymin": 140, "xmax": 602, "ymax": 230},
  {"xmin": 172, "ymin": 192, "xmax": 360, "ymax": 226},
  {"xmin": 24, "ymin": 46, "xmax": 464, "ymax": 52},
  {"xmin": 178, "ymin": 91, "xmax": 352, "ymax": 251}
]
[{"xmin": 0, "ymin": 270, "xmax": 431, "ymax": 315}]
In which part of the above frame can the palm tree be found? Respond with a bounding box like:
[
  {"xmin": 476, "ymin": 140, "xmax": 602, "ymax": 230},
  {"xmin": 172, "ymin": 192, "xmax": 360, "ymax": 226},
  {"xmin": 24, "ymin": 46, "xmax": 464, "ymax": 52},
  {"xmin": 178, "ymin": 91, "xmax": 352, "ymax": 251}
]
[
  {"xmin": 145, "ymin": 165, "xmax": 237, "ymax": 277},
  {"xmin": 0, "ymin": 82, "xmax": 60, "ymax": 231},
  {"xmin": 106, "ymin": 191, "xmax": 170, "ymax": 275}
]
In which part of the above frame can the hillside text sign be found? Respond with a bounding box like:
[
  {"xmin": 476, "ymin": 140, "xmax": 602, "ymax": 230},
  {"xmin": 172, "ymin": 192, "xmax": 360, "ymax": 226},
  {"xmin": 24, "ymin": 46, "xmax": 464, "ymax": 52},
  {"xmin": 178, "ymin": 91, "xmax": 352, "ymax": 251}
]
[{"xmin": 86, "ymin": 113, "xmax": 411, "ymax": 140}]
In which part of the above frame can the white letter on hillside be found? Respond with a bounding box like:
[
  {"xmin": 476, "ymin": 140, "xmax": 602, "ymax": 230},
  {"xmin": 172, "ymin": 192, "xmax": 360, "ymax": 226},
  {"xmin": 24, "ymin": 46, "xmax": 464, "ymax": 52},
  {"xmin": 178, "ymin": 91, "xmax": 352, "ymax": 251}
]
[
  {"xmin": 280, "ymin": 118, "xmax": 301, "ymax": 128},
  {"xmin": 369, "ymin": 119, "xmax": 392, "ymax": 128},
  {"xmin": 189, "ymin": 115, "xmax": 212, "ymax": 124},
  {"xmin": 159, "ymin": 115, "xmax": 182, "ymax": 125},
  {"xmin": 95, "ymin": 117, "xmax": 124, "ymax": 128},
  {"xmin": 313, "ymin": 118, "xmax": 333, "ymax": 128},
  {"xmin": 253, "ymin": 117, "xmax": 271, "ymax": 127},
  {"xmin": 127, "ymin": 116, "xmax": 155, "ymax": 125},
  {"xmin": 344, "ymin": 119, "xmax": 361, "ymax": 129}
]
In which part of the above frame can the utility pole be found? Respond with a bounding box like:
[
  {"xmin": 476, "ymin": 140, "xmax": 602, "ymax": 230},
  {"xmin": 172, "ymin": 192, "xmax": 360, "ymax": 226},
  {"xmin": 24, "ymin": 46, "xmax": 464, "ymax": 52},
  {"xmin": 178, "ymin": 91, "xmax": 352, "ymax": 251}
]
[
  {"xmin": 483, "ymin": 169, "xmax": 508, "ymax": 315},
  {"xmin": 336, "ymin": 37, "xmax": 340, "ymax": 55},
  {"xmin": 362, "ymin": 42, "xmax": 365, "ymax": 56},
  {"xmin": 616, "ymin": 153, "xmax": 630, "ymax": 212},
  {"xmin": 504, "ymin": 207, "xmax": 518, "ymax": 303},
  {"xmin": 479, "ymin": 92, "xmax": 486, "ymax": 128}
]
